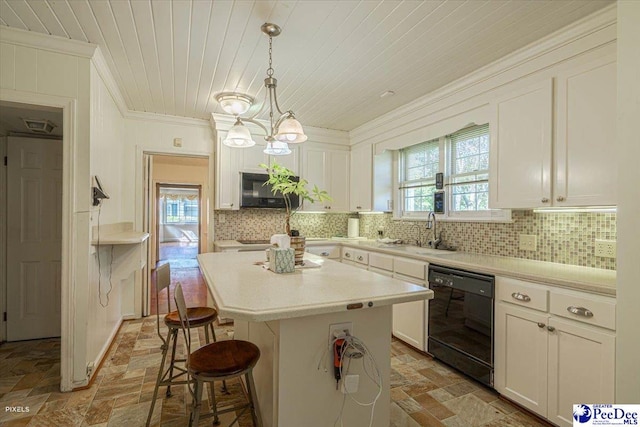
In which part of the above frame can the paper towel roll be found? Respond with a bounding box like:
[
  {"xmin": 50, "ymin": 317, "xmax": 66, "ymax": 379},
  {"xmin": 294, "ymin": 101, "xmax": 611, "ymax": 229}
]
[
  {"xmin": 270, "ymin": 234, "xmax": 290, "ymax": 249},
  {"xmin": 348, "ymin": 218, "xmax": 360, "ymax": 238}
]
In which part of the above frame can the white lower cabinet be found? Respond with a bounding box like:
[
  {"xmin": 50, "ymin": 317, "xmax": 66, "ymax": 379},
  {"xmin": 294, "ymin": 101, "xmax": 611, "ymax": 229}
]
[
  {"xmin": 495, "ymin": 277, "xmax": 616, "ymax": 427},
  {"xmin": 392, "ymin": 258, "xmax": 428, "ymax": 351}
]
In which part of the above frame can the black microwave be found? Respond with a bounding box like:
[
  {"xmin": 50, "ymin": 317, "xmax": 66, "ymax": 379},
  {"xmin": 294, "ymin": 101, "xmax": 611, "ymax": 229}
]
[{"xmin": 240, "ymin": 172, "xmax": 300, "ymax": 209}]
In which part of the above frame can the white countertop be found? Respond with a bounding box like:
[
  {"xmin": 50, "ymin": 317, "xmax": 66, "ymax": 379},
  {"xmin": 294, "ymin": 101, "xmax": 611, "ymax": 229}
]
[
  {"xmin": 91, "ymin": 231, "xmax": 150, "ymax": 245},
  {"xmin": 212, "ymin": 239, "xmax": 616, "ymax": 296},
  {"xmin": 340, "ymin": 240, "xmax": 616, "ymax": 296},
  {"xmin": 197, "ymin": 251, "xmax": 433, "ymax": 322}
]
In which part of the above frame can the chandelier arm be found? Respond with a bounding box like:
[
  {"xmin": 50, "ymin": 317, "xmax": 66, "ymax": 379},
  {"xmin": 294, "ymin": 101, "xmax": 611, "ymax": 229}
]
[
  {"xmin": 271, "ymin": 85, "xmax": 286, "ymax": 116},
  {"xmin": 247, "ymin": 88, "xmax": 269, "ymax": 121},
  {"xmin": 241, "ymin": 118, "xmax": 269, "ymax": 136}
]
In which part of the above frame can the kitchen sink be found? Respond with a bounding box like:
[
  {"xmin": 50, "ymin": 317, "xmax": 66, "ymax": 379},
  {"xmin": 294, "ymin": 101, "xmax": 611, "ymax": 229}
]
[{"xmin": 402, "ymin": 246, "xmax": 457, "ymax": 256}]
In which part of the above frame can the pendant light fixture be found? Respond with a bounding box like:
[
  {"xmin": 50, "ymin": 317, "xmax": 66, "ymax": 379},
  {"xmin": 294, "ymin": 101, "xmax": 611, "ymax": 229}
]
[{"xmin": 215, "ymin": 23, "xmax": 307, "ymax": 154}]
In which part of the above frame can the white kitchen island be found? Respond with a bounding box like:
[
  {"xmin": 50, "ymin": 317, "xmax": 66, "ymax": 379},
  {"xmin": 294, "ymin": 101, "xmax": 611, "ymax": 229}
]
[{"xmin": 197, "ymin": 251, "xmax": 433, "ymax": 427}]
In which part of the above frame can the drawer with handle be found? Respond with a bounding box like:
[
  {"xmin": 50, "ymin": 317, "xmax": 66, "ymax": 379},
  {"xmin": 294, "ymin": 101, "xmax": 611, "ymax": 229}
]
[
  {"xmin": 341, "ymin": 248, "xmax": 369, "ymax": 265},
  {"xmin": 496, "ymin": 276, "xmax": 548, "ymax": 312},
  {"xmin": 550, "ymin": 290, "xmax": 616, "ymax": 330}
]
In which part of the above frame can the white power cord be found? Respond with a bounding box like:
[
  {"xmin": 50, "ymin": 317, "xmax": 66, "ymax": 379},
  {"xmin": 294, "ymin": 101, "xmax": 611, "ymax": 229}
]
[{"xmin": 317, "ymin": 333, "xmax": 383, "ymax": 427}]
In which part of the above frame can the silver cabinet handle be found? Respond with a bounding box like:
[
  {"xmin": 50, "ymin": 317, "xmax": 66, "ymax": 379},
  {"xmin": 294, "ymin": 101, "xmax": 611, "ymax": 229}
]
[
  {"xmin": 357, "ymin": 256, "xmax": 364, "ymax": 261},
  {"xmin": 321, "ymin": 252, "xmax": 329, "ymax": 257},
  {"xmin": 567, "ymin": 306, "xmax": 594, "ymax": 318},
  {"xmin": 556, "ymin": 196, "xmax": 565, "ymax": 202},
  {"xmin": 537, "ymin": 322, "xmax": 546, "ymax": 328},
  {"xmin": 511, "ymin": 292, "xmax": 531, "ymax": 302},
  {"xmin": 547, "ymin": 326, "xmax": 555, "ymax": 332},
  {"xmin": 541, "ymin": 198, "xmax": 549, "ymax": 203},
  {"xmin": 345, "ymin": 253, "xmax": 351, "ymax": 258}
]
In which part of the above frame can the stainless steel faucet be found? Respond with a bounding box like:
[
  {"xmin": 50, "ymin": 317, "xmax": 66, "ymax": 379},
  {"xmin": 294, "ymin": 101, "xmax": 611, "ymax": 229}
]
[{"xmin": 426, "ymin": 211, "xmax": 441, "ymax": 249}]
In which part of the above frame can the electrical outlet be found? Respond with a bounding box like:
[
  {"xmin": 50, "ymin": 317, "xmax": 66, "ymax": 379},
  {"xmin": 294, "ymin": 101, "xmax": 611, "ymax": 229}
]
[
  {"xmin": 329, "ymin": 322, "xmax": 352, "ymax": 346},
  {"xmin": 519, "ymin": 234, "xmax": 537, "ymax": 251},
  {"xmin": 341, "ymin": 374, "xmax": 359, "ymax": 394},
  {"xmin": 595, "ymin": 239, "xmax": 616, "ymax": 258},
  {"xmin": 218, "ymin": 214, "xmax": 226, "ymax": 224},
  {"xmin": 173, "ymin": 137, "xmax": 182, "ymax": 147}
]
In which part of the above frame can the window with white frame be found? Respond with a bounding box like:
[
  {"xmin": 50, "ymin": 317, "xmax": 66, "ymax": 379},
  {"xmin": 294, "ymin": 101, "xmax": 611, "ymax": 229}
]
[
  {"xmin": 399, "ymin": 139, "xmax": 440, "ymax": 216},
  {"xmin": 448, "ymin": 124, "xmax": 490, "ymax": 215},
  {"xmin": 398, "ymin": 124, "xmax": 510, "ymax": 221}
]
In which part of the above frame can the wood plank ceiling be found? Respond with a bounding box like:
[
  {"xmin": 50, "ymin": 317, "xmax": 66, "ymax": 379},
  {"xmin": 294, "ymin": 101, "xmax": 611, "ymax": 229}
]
[{"xmin": 0, "ymin": 0, "xmax": 613, "ymax": 131}]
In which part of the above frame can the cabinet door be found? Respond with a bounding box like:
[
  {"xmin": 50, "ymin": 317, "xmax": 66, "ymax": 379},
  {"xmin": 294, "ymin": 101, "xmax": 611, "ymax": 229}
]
[
  {"xmin": 392, "ymin": 273, "xmax": 426, "ymax": 351},
  {"xmin": 555, "ymin": 55, "xmax": 617, "ymax": 206},
  {"xmin": 239, "ymin": 141, "xmax": 268, "ymax": 173},
  {"xmin": 373, "ymin": 150, "xmax": 393, "ymax": 212},
  {"xmin": 215, "ymin": 133, "xmax": 240, "ymax": 210},
  {"xmin": 328, "ymin": 150, "xmax": 350, "ymax": 211},
  {"xmin": 547, "ymin": 317, "xmax": 615, "ymax": 427},
  {"xmin": 271, "ymin": 145, "xmax": 300, "ymax": 175},
  {"xmin": 349, "ymin": 144, "xmax": 372, "ymax": 211},
  {"xmin": 489, "ymin": 79, "xmax": 553, "ymax": 208},
  {"xmin": 301, "ymin": 147, "xmax": 327, "ymax": 211},
  {"xmin": 494, "ymin": 302, "xmax": 549, "ymax": 417}
]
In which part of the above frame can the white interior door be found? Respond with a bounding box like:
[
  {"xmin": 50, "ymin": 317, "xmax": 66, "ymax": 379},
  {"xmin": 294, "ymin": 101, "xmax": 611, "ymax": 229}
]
[{"xmin": 7, "ymin": 137, "xmax": 62, "ymax": 341}]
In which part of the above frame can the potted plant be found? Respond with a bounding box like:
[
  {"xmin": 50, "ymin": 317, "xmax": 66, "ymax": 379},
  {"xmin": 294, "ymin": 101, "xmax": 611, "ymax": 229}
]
[
  {"xmin": 261, "ymin": 161, "xmax": 331, "ymax": 235},
  {"xmin": 261, "ymin": 161, "xmax": 331, "ymax": 264}
]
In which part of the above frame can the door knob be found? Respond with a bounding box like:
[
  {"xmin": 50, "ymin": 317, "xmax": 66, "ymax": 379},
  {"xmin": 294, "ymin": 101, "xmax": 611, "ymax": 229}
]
[
  {"xmin": 556, "ymin": 196, "xmax": 565, "ymax": 202},
  {"xmin": 541, "ymin": 198, "xmax": 549, "ymax": 203},
  {"xmin": 547, "ymin": 326, "xmax": 555, "ymax": 332},
  {"xmin": 537, "ymin": 322, "xmax": 546, "ymax": 328}
]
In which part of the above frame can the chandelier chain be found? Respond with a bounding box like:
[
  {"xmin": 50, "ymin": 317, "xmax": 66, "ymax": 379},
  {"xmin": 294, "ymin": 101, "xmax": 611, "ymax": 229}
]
[{"xmin": 267, "ymin": 36, "xmax": 274, "ymax": 77}]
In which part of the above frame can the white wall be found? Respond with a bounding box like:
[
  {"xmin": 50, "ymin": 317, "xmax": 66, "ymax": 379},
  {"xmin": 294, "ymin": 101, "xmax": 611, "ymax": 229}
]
[
  {"xmin": 85, "ymin": 62, "xmax": 128, "ymax": 375},
  {"xmin": 124, "ymin": 116, "xmax": 215, "ymax": 251},
  {"xmin": 615, "ymin": 0, "xmax": 640, "ymax": 403}
]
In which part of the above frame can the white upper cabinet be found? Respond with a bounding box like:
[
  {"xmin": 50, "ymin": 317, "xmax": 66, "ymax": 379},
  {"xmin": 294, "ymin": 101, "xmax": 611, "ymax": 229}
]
[
  {"xmin": 301, "ymin": 146, "xmax": 349, "ymax": 212},
  {"xmin": 490, "ymin": 79, "xmax": 553, "ymax": 209},
  {"xmin": 349, "ymin": 144, "xmax": 372, "ymax": 211},
  {"xmin": 215, "ymin": 133, "xmax": 301, "ymax": 210},
  {"xmin": 554, "ymin": 55, "xmax": 617, "ymax": 206},
  {"xmin": 490, "ymin": 54, "xmax": 617, "ymax": 209},
  {"xmin": 215, "ymin": 132, "xmax": 240, "ymax": 210}
]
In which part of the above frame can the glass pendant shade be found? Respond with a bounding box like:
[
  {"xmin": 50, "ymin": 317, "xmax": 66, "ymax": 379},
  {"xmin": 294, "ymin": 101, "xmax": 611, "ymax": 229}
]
[
  {"xmin": 263, "ymin": 139, "xmax": 291, "ymax": 156},
  {"xmin": 223, "ymin": 120, "xmax": 256, "ymax": 148},
  {"xmin": 275, "ymin": 116, "xmax": 308, "ymax": 143},
  {"xmin": 216, "ymin": 93, "xmax": 253, "ymax": 116}
]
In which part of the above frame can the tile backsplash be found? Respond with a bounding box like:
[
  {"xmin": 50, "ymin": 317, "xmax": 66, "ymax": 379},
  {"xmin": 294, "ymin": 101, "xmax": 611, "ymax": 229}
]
[
  {"xmin": 213, "ymin": 210, "xmax": 354, "ymax": 240},
  {"xmin": 358, "ymin": 211, "xmax": 616, "ymax": 270},
  {"xmin": 213, "ymin": 210, "xmax": 616, "ymax": 270}
]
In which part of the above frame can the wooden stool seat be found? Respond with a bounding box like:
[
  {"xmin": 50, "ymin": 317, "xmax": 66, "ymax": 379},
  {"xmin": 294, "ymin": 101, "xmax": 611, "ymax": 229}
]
[
  {"xmin": 173, "ymin": 284, "xmax": 262, "ymax": 427},
  {"xmin": 164, "ymin": 306, "xmax": 218, "ymax": 327},
  {"xmin": 190, "ymin": 340, "xmax": 260, "ymax": 377}
]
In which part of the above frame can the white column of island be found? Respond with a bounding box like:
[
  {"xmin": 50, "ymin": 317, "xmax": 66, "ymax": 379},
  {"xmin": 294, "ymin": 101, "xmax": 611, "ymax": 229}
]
[{"xmin": 197, "ymin": 251, "xmax": 433, "ymax": 427}]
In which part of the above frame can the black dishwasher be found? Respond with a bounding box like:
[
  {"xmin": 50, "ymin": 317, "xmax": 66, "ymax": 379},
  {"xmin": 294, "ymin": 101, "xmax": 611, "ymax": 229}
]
[{"xmin": 428, "ymin": 265, "xmax": 495, "ymax": 387}]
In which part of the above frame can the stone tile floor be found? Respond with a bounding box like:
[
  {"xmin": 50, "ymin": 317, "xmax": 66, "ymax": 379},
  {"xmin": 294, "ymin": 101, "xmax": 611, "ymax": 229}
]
[{"xmin": 0, "ymin": 318, "xmax": 552, "ymax": 427}]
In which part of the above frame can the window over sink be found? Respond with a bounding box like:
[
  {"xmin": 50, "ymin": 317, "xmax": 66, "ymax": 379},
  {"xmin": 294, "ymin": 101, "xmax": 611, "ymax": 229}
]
[{"xmin": 398, "ymin": 124, "xmax": 510, "ymax": 221}]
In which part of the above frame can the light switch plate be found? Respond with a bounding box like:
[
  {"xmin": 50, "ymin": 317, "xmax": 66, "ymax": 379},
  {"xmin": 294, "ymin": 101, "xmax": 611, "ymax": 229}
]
[
  {"xmin": 519, "ymin": 234, "xmax": 537, "ymax": 251},
  {"xmin": 595, "ymin": 239, "xmax": 616, "ymax": 258}
]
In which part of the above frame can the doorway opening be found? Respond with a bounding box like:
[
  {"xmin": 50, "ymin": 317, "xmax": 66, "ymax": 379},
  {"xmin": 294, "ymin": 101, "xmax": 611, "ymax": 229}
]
[
  {"xmin": 0, "ymin": 101, "xmax": 64, "ymax": 393},
  {"xmin": 157, "ymin": 184, "xmax": 201, "ymax": 269}
]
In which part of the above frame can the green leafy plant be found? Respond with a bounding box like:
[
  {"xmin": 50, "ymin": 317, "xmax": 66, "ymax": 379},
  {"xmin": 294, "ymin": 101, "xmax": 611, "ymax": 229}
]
[{"xmin": 260, "ymin": 161, "xmax": 331, "ymax": 235}]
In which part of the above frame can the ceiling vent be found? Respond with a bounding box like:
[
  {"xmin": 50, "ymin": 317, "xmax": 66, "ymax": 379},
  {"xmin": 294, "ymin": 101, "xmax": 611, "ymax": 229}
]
[{"xmin": 22, "ymin": 118, "xmax": 57, "ymax": 134}]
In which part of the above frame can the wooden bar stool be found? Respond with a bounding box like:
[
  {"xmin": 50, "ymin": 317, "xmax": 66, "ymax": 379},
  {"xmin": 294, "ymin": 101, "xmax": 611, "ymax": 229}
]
[
  {"xmin": 174, "ymin": 283, "xmax": 262, "ymax": 427},
  {"xmin": 146, "ymin": 263, "xmax": 220, "ymax": 427}
]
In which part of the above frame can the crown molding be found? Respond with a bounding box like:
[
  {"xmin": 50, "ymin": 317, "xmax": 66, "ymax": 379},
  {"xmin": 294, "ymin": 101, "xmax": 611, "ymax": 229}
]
[
  {"xmin": 126, "ymin": 110, "xmax": 211, "ymax": 127},
  {"xmin": 0, "ymin": 26, "xmax": 96, "ymax": 58},
  {"xmin": 350, "ymin": 3, "xmax": 617, "ymax": 144},
  {"xmin": 91, "ymin": 47, "xmax": 128, "ymax": 118}
]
